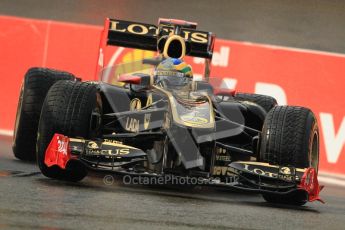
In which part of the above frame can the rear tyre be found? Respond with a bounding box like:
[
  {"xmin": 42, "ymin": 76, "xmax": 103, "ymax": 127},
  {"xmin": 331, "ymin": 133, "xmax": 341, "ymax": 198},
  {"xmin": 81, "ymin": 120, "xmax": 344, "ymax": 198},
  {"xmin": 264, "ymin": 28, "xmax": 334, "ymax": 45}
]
[
  {"xmin": 37, "ymin": 81, "xmax": 101, "ymax": 182},
  {"xmin": 259, "ymin": 106, "xmax": 319, "ymax": 205},
  {"xmin": 12, "ymin": 68, "xmax": 76, "ymax": 161},
  {"xmin": 234, "ymin": 93, "xmax": 277, "ymax": 113}
]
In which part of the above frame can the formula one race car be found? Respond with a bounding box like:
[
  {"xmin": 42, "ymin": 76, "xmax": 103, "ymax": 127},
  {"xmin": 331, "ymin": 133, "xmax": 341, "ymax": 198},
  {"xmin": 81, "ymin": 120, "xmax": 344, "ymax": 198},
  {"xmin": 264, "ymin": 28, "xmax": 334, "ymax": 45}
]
[{"xmin": 13, "ymin": 18, "xmax": 323, "ymax": 205}]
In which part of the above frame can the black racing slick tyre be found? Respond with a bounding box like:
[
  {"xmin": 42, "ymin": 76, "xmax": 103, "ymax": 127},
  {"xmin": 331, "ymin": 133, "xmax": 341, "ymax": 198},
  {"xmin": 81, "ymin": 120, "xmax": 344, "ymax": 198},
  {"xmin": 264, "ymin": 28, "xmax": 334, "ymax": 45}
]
[
  {"xmin": 234, "ymin": 93, "xmax": 277, "ymax": 113},
  {"xmin": 259, "ymin": 106, "xmax": 319, "ymax": 205},
  {"xmin": 37, "ymin": 81, "xmax": 102, "ymax": 182},
  {"xmin": 12, "ymin": 68, "xmax": 76, "ymax": 161}
]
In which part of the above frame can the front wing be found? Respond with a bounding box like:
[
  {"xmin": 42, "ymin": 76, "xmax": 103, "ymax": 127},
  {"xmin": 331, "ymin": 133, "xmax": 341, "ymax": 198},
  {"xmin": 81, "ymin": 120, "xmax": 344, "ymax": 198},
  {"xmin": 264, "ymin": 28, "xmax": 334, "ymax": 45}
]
[{"xmin": 44, "ymin": 134, "xmax": 323, "ymax": 203}]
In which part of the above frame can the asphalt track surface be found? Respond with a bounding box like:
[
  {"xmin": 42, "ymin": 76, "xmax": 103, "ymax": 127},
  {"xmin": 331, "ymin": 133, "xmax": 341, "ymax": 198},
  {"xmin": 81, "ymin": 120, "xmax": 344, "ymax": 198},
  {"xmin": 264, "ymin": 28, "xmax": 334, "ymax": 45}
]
[{"xmin": 1, "ymin": 135, "xmax": 345, "ymax": 230}]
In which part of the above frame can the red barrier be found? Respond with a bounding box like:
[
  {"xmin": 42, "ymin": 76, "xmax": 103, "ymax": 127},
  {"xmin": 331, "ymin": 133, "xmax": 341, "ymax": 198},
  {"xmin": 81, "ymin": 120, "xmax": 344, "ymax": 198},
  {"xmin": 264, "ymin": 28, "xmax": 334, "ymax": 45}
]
[
  {"xmin": 0, "ymin": 16, "xmax": 101, "ymax": 135},
  {"xmin": 1, "ymin": 15, "xmax": 345, "ymax": 175}
]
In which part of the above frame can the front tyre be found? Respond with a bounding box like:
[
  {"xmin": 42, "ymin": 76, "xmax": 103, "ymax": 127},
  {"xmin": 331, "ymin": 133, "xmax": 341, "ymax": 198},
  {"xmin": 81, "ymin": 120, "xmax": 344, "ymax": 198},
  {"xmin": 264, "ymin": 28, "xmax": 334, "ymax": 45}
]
[
  {"xmin": 13, "ymin": 68, "xmax": 76, "ymax": 161},
  {"xmin": 37, "ymin": 81, "xmax": 102, "ymax": 182},
  {"xmin": 259, "ymin": 106, "xmax": 319, "ymax": 205}
]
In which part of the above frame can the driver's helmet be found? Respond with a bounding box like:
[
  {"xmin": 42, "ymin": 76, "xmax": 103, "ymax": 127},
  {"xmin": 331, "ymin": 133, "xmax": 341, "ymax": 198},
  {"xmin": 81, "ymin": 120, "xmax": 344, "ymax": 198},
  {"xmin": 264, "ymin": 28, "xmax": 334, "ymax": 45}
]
[{"xmin": 154, "ymin": 58, "xmax": 193, "ymax": 87}]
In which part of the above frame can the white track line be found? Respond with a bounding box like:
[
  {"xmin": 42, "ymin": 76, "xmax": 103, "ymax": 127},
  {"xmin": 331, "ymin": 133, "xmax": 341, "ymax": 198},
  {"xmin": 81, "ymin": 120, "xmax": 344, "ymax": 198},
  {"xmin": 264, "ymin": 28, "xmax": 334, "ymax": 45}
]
[
  {"xmin": 318, "ymin": 171, "xmax": 345, "ymax": 187},
  {"xmin": 318, "ymin": 175, "xmax": 345, "ymax": 187},
  {"xmin": 320, "ymin": 171, "xmax": 345, "ymax": 180},
  {"xmin": 0, "ymin": 129, "xmax": 13, "ymax": 136}
]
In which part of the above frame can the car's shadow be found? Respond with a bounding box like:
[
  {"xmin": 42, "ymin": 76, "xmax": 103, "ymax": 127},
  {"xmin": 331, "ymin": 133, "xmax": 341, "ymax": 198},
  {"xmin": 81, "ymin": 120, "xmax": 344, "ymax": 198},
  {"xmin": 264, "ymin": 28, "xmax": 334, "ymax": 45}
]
[{"xmin": 36, "ymin": 173, "xmax": 320, "ymax": 213}]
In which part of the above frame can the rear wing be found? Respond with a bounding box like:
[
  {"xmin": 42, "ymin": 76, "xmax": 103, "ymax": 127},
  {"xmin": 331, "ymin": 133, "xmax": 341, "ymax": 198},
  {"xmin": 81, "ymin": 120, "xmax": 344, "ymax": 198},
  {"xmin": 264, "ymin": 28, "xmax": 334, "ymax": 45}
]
[
  {"xmin": 97, "ymin": 18, "xmax": 215, "ymax": 81},
  {"xmin": 102, "ymin": 18, "xmax": 215, "ymax": 59}
]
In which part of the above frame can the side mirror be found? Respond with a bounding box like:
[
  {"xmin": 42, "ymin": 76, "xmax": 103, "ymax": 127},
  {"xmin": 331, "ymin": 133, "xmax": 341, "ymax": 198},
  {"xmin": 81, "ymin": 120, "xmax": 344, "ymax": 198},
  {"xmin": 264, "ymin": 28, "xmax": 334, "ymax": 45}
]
[
  {"xmin": 214, "ymin": 88, "xmax": 236, "ymax": 97},
  {"xmin": 118, "ymin": 74, "xmax": 152, "ymax": 90}
]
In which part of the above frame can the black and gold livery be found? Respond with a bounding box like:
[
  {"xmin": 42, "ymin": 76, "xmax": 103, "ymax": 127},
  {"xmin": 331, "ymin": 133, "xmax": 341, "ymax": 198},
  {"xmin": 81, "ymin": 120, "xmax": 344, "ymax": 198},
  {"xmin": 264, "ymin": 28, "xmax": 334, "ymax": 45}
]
[{"xmin": 12, "ymin": 18, "xmax": 322, "ymax": 206}]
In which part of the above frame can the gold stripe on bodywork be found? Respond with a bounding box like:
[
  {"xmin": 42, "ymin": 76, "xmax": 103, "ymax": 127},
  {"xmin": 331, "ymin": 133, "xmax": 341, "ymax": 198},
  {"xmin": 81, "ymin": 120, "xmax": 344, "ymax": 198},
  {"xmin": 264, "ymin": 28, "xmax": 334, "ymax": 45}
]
[
  {"xmin": 69, "ymin": 138, "xmax": 86, "ymax": 143},
  {"xmin": 102, "ymin": 141, "xmax": 139, "ymax": 150},
  {"xmin": 235, "ymin": 161, "xmax": 307, "ymax": 173},
  {"xmin": 69, "ymin": 138, "xmax": 139, "ymax": 150},
  {"xmin": 152, "ymin": 85, "xmax": 215, "ymax": 129}
]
